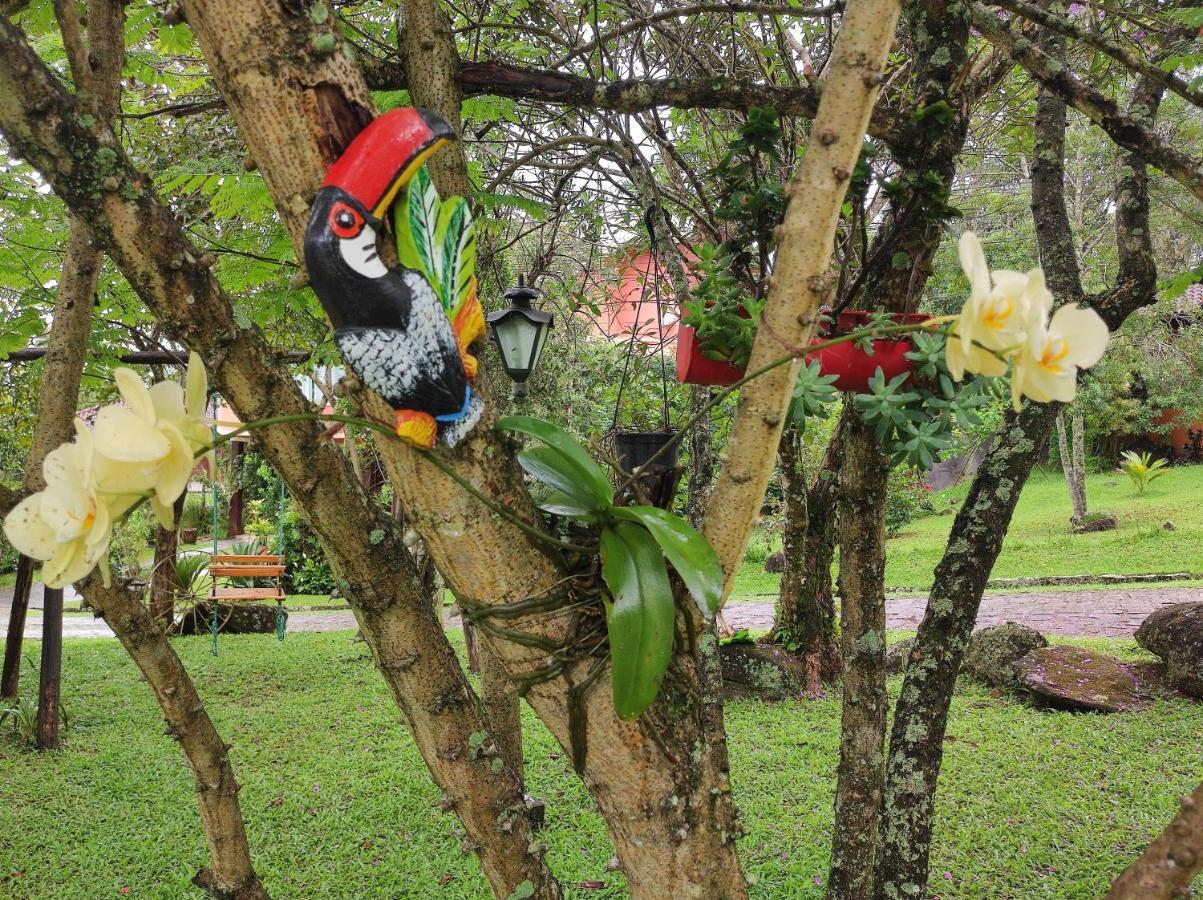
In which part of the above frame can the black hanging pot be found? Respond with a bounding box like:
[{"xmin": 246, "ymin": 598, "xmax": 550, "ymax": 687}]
[{"xmin": 615, "ymin": 430, "xmax": 680, "ymax": 475}]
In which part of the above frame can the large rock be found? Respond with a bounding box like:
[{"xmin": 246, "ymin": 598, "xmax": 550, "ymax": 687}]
[
  {"xmin": 173, "ymin": 601, "xmax": 285, "ymax": 636},
  {"xmin": 964, "ymin": 622, "xmax": 1048, "ymax": 688},
  {"xmin": 764, "ymin": 551, "xmax": 786, "ymax": 574},
  {"xmin": 1135, "ymin": 603, "xmax": 1203, "ymax": 698},
  {"xmin": 720, "ymin": 641, "xmax": 805, "ymax": 700},
  {"xmin": 1013, "ymin": 646, "xmax": 1148, "ymax": 712}
]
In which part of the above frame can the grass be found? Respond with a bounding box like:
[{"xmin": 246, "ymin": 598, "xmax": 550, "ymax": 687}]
[
  {"xmin": 731, "ymin": 463, "xmax": 1203, "ymax": 599},
  {"xmin": 1, "ymin": 631, "xmax": 1200, "ymax": 898}
]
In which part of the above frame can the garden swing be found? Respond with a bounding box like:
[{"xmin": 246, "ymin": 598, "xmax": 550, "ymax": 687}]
[{"xmin": 205, "ymin": 394, "xmax": 288, "ymax": 655}]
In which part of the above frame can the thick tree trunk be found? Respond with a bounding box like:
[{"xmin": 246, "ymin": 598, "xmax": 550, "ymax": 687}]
[
  {"xmin": 828, "ymin": 410, "xmax": 889, "ymax": 899},
  {"xmin": 80, "ymin": 575, "xmax": 268, "ymax": 899},
  {"xmin": 768, "ymin": 421, "xmax": 841, "ymax": 688},
  {"xmin": 873, "ymin": 403, "xmax": 1058, "ymax": 898}
]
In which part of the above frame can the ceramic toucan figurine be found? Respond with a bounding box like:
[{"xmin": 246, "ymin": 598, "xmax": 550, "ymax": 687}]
[{"xmin": 304, "ymin": 107, "xmax": 485, "ymax": 449}]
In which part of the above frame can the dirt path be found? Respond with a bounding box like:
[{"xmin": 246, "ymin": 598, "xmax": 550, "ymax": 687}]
[{"xmin": 2, "ymin": 584, "xmax": 1201, "ymax": 641}]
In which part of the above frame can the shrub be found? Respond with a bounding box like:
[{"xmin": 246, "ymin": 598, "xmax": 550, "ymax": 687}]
[
  {"xmin": 247, "ymin": 498, "xmax": 335, "ymax": 593},
  {"xmin": 886, "ymin": 469, "xmax": 928, "ymax": 536}
]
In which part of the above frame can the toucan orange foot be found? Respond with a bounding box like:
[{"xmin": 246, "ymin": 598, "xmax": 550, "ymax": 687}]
[{"xmin": 395, "ymin": 409, "xmax": 437, "ymax": 449}]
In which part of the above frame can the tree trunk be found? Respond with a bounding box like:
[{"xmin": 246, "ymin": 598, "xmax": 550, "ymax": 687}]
[
  {"xmin": 1, "ymin": 554, "xmax": 34, "ymax": 699},
  {"xmin": 35, "ymin": 586, "xmax": 62, "ymax": 751},
  {"xmin": 1107, "ymin": 778, "xmax": 1203, "ymax": 899},
  {"xmin": 702, "ymin": 0, "xmax": 902, "ymax": 598},
  {"xmin": 874, "ymin": 63, "xmax": 1164, "ymax": 898},
  {"xmin": 828, "ymin": 410, "xmax": 890, "ymax": 899},
  {"xmin": 151, "ymin": 493, "xmax": 188, "ymax": 626},
  {"xmin": 768, "ymin": 420, "xmax": 842, "ymax": 689},
  {"xmin": 80, "ymin": 575, "xmax": 268, "ymax": 899},
  {"xmin": 1055, "ymin": 410, "xmax": 1087, "ymax": 525},
  {"xmin": 685, "ymin": 384, "xmax": 715, "ymax": 529},
  {"xmin": 1071, "ymin": 410, "xmax": 1087, "ymax": 517}
]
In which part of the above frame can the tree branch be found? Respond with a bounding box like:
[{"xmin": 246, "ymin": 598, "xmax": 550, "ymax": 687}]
[
  {"xmin": 363, "ymin": 59, "xmax": 907, "ymax": 145},
  {"xmin": 701, "ymin": 0, "xmax": 903, "ymax": 595},
  {"xmin": 967, "ymin": 1, "xmax": 1203, "ymax": 203},
  {"xmin": 550, "ymin": 1, "xmax": 842, "ymax": 68},
  {"xmin": 1108, "ymin": 780, "xmax": 1203, "ymax": 898},
  {"xmin": 990, "ymin": 0, "xmax": 1203, "ymax": 110}
]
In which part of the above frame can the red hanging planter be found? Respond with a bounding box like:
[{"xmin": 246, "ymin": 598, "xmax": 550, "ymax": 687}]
[
  {"xmin": 675, "ymin": 323, "xmax": 747, "ymax": 386},
  {"xmin": 805, "ymin": 310, "xmax": 931, "ymax": 394},
  {"xmin": 676, "ymin": 301, "xmax": 753, "ymax": 386}
]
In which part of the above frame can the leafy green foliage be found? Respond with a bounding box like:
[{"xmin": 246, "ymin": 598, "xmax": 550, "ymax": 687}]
[
  {"xmin": 788, "ymin": 360, "xmax": 840, "ymax": 425},
  {"xmin": 680, "ymin": 107, "xmax": 785, "ymax": 369},
  {"xmin": 498, "ymin": 416, "xmax": 722, "ymax": 718},
  {"xmin": 600, "ymin": 524, "xmax": 676, "ymax": 719},
  {"xmin": 854, "ymin": 331, "xmax": 997, "ymax": 469},
  {"xmin": 1118, "ymin": 450, "xmax": 1169, "ymax": 495}
]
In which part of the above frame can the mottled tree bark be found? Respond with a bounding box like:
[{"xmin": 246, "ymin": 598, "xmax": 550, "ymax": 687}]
[
  {"xmin": 1108, "ymin": 779, "xmax": 1203, "ymax": 898},
  {"xmin": 395, "ymin": 0, "xmax": 524, "ymax": 795},
  {"xmin": 873, "ymin": 60, "xmax": 1164, "ymax": 899},
  {"xmin": 767, "ymin": 421, "xmax": 841, "ymax": 688},
  {"xmin": 80, "ymin": 575, "xmax": 268, "ymax": 898},
  {"xmin": 827, "ymin": 409, "xmax": 890, "ymax": 899},
  {"xmin": 1054, "ymin": 411, "xmax": 1086, "ymax": 525}
]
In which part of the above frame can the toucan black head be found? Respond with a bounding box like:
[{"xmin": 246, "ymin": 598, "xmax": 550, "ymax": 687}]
[{"xmin": 304, "ymin": 108, "xmax": 456, "ymax": 328}]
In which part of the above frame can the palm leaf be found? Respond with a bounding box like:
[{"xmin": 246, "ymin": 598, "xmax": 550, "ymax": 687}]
[
  {"xmin": 395, "ymin": 165, "xmax": 443, "ymax": 295},
  {"xmin": 438, "ymin": 198, "xmax": 476, "ymax": 315}
]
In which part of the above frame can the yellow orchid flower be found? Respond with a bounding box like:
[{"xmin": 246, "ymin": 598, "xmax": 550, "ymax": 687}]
[
  {"xmin": 3, "ymin": 421, "xmax": 134, "ymax": 588},
  {"xmin": 92, "ymin": 352, "xmax": 211, "ymax": 529},
  {"xmin": 1010, "ymin": 303, "xmax": 1110, "ymax": 411},
  {"xmin": 947, "ymin": 232, "xmax": 1049, "ymax": 380}
]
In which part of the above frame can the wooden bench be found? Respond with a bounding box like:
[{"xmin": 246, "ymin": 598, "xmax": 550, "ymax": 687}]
[{"xmin": 208, "ymin": 554, "xmax": 286, "ymax": 603}]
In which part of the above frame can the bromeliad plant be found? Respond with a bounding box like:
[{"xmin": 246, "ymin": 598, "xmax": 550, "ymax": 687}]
[
  {"xmin": 1119, "ymin": 450, "xmax": 1169, "ymax": 495},
  {"xmin": 498, "ymin": 416, "xmax": 722, "ymax": 719}
]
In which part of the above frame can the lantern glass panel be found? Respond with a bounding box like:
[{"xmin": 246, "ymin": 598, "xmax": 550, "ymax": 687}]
[{"xmin": 496, "ymin": 313, "xmax": 541, "ymax": 377}]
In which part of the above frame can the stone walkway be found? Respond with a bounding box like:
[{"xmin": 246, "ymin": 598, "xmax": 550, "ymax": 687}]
[{"xmin": 2, "ymin": 583, "xmax": 1200, "ymax": 641}]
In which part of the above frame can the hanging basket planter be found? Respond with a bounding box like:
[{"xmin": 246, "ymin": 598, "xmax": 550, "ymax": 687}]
[
  {"xmin": 614, "ymin": 430, "xmax": 681, "ymax": 475},
  {"xmin": 805, "ymin": 310, "xmax": 931, "ymax": 394}
]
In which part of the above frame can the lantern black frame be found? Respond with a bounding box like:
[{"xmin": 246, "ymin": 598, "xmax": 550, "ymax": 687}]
[{"xmin": 486, "ymin": 276, "xmax": 554, "ymax": 384}]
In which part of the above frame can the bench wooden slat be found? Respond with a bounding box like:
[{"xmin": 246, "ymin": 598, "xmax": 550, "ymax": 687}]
[
  {"xmin": 211, "ymin": 588, "xmax": 285, "ymax": 600},
  {"xmin": 211, "ymin": 554, "xmax": 283, "ymax": 563},
  {"xmin": 210, "ymin": 565, "xmax": 286, "ymax": 577}
]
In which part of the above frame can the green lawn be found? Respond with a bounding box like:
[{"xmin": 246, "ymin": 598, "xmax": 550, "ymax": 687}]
[
  {"xmin": 731, "ymin": 463, "xmax": 1203, "ymax": 599},
  {"xmin": 1, "ymin": 631, "xmax": 1199, "ymax": 898}
]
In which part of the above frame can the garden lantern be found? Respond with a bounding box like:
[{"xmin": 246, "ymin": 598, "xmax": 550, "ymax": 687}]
[{"xmin": 486, "ymin": 275, "xmax": 554, "ymax": 393}]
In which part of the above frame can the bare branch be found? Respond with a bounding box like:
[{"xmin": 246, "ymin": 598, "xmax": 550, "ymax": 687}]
[
  {"xmin": 990, "ymin": 0, "xmax": 1203, "ymax": 110},
  {"xmin": 967, "ymin": 1, "xmax": 1203, "ymax": 203}
]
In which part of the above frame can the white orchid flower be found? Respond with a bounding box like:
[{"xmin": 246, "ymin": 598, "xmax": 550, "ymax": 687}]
[
  {"xmin": 3, "ymin": 421, "xmax": 134, "ymax": 588},
  {"xmin": 92, "ymin": 352, "xmax": 211, "ymax": 529},
  {"xmin": 947, "ymin": 232, "xmax": 1048, "ymax": 380},
  {"xmin": 1010, "ymin": 303, "xmax": 1110, "ymax": 411}
]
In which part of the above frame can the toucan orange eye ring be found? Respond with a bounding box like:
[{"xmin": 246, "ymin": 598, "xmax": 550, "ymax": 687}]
[{"xmin": 329, "ymin": 202, "xmax": 364, "ymax": 239}]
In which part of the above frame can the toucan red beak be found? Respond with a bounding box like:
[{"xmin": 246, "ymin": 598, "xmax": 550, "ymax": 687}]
[{"xmin": 321, "ymin": 108, "xmax": 456, "ymax": 220}]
